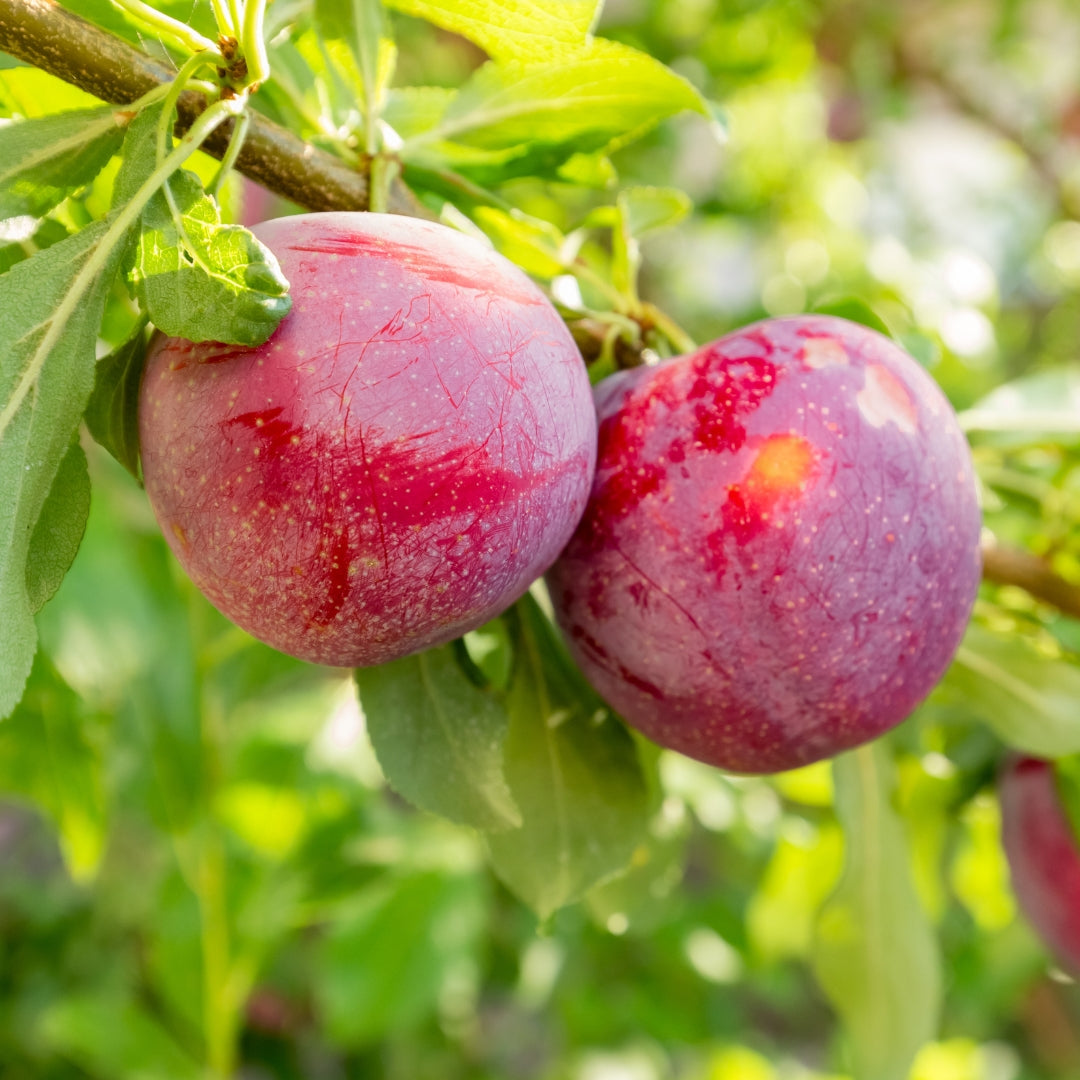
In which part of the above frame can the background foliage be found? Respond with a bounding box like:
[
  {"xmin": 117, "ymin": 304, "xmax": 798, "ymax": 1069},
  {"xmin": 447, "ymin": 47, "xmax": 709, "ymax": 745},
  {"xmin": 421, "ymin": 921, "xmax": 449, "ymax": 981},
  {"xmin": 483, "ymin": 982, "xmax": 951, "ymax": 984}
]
[{"xmin": 3, "ymin": 0, "xmax": 1080, "ymax": 1078}]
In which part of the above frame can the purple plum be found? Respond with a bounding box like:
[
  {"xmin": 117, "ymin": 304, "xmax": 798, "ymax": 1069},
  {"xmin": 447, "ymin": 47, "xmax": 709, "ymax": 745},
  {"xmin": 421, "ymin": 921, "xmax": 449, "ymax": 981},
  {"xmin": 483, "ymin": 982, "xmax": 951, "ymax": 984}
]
[
  {"xmin": 1000, "ymin": 756, "xmax": 1080, "ymax": 974},
  {"xmin": 548, "ymin": 315, "xmax": 981, "ymax": 773},
  {"xmin": 139, "ymin": 212, "xmax": 596, "ymax": 666}
]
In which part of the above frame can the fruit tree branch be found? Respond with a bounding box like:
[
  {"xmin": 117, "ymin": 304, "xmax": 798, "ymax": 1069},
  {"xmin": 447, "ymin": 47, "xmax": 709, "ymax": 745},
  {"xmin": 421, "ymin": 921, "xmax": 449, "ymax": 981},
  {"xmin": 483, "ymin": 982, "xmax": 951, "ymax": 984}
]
[
  {"xmin": 0, "ymin": 0, "xmax": 419, "ymax": 214},
  {"xmin": 981, "ymin": 540, "xmax": 1080, "ymax": 622},
  {"xmin": 6, "ymin": 1, "xmax": 1080, "ymax": 626}
]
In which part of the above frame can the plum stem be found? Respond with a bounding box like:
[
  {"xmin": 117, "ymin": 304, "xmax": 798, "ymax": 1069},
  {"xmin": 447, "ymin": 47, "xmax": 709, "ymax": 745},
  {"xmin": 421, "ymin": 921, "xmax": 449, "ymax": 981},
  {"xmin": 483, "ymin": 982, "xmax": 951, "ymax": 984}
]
[
  {"xmin": 110, "ymin": 0, "xmax": 220, "ymax": 57},
  {"xmin": 209, "ymin": 108, "xmax": 250, "ymax": 197},
  {"xmin": 981, "ymin": 538, "xmax": 1080, "ymax": 621},
  {"xmin": 239, "ymin": 0, "xmax": 270, "ymax": 87}
]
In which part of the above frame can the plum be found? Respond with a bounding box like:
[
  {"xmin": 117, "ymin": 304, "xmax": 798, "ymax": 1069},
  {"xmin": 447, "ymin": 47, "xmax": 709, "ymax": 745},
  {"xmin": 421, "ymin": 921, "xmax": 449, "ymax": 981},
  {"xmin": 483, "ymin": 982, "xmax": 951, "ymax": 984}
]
[
  {"xmin": 547, "ymin": 315, "xmax": 981, "ymax": 773},
  {"xmin": 1000, "ymin": 756, "xmax": 1080, "ymax": 974},
  {"xmin": 139, "ymin": 212, "xmax": 596, "ymax": 667}
]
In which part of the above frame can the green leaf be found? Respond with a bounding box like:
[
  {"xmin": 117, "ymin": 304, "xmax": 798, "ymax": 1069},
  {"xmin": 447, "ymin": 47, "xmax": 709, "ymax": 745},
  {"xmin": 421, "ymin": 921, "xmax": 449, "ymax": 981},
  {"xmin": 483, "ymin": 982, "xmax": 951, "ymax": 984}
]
[
  {"xmin": 0, "ymin": 106, "xmax": 128, "ymax": 220},
  {"xmin": 383, "ymin": 0, "xmax": 600, "ymax": 61},
  {"xmin": 948, "ymin": 624, "xmax": 1080, "ymax": 757},
  {"xmin": 0, "ymin": 651, "xmax": 107, "ymax": 880},
  {"xmin": 585, "ymin": 797, "xmax": 691, "ymax": 935},
  {"xmin": 35, "ymin": 467, "xmax": 205, "ymax": 830},
  {"xmin": 462, "ymin": 616, "xmax": 513, "ymax": 691},
  {"xmin": 39, "ymin": 993, "xmax": 202, "ymax": 1080},
  {"xmin": 617, "ymin": 185, "xmax": 693, "ymax": 237},
  {"xmin": 960, "ymin": 365, "xmax": 1080, "ymax": 438},
  {"xmin": 84, "ymin": 323, "xmax": 148, "ymax": 480},
  {"xmin": 0, "ymin": 218, "xmax": 117, "ymax": 720},
  {"xmin": 317, "ymin": 870, "xmax": 488, "ymax": 1046},
  {"xmin": 384, "ymin": 86, "xmax": 456, "ymax": 140},
  {"xmin": 413, "ymin": 39, "xmax": 706, "ymax": 157},
  {"xmin": 474, "ymin": 206, "xmax": 568, "ymax": 279},
  {"xmin": 130, "ymin": 168, "xmax": 291, "ymax": 345},
  {"xmin": 25, "ymin": 436, "xmax": 90, "ymax": 612},
  {"xmin": 0, "ymin": 218, "xmax": 71, "ymax": 276},
  {"xmin": 812, "ymin": 296, "xmax": 893, "ymax": 338},
  {"xmin": 747, "ymin": 820, "xmax": 844, "ymax": 962},
  {"xmin": 315, "ymin": 0, "xmax": 395, "ymax": 129},
  {"xmin": 812, "ymin": 744, "xmax": 941, "ymax": 1080},
  {"xmin": 486, "ymin": 594, "xmax": 649, "ymax": 920},
  {"xmin": 356, "ymin": 644, "xmax": 521, "ymax": 832},
  {"xmin": 0, "ymin": 66, "xmax": 101, "ymax": 118},
  {"xmin": 1056, "ymin": 755, "xmax": 1080, "ymax": 846}
]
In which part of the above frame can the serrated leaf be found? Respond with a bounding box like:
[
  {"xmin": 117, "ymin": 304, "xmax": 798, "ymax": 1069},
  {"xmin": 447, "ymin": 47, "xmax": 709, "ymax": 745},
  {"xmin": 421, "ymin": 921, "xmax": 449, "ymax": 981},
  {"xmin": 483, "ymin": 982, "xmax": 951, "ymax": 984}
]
[
  {"xmin": 84, "ymin": 324, "xmax": 148, "ymax": 479},
  {"xmin": 0, "ymin": 219, "xmax": 117, "ymax": 720},
  {"xmin": 413, "ymin": 39, "xmax": 706, "ymax": 157},
  {"xmin": 0, "ymin": 652, "xmax": 107, "ymax": 880},
  {"xmin": 948, "ymin": 624, "xmax": 1080, "ymax": 757},
  {"xmin": 813, "ymin": 744, "xmax": 941, "ymax": 1080},
  {"xmin": 384, "ymin": 0, "xmax": 599, "ymax": 61},
  {"xmin": 617, "ymin": 185, "xmax": 693, "ymax": 237},
  {"xmin": 1, "ymin": 102, "xmax": 162, "ymax": 719},
  {"xmin": 25, "ymin": 436, "xmax": 90, "ymax": 612},
  {"xmin": 0, "ymin": 106, "xmax": 128, "ymax": 219},
  {"xmin": 357, "ymin": 645, "xmax": 521, "ymax": 832},
  {"xmin": 486, "ymin": 595, "xmax": 649, "ymax": 920},
  {"xmin": 131, "ymin": 168, "xmax": 290, "ymax": 345}
]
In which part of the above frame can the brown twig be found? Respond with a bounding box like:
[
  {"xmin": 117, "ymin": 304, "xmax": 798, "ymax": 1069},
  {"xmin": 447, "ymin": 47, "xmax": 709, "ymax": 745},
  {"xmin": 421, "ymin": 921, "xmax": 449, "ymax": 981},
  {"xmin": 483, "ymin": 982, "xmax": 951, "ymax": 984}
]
[
  {"xmin": 0, "ymin": 0, "xmax": 419, "ymax": 215},
  {"xmin": 7, "ymin": 0, "xmax": 1080, "ymax": 623},
  {"xmin": 981, "ymin": 540, "xmax": 1080, "ymax": 621}
]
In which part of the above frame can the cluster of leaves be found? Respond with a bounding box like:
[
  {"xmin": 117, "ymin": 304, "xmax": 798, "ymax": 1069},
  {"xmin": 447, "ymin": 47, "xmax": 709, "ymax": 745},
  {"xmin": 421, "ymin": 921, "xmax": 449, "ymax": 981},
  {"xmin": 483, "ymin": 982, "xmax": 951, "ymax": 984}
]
[{"xmin": 3, "ymin": 0, "xmax": 1080, "ymax": 1079}]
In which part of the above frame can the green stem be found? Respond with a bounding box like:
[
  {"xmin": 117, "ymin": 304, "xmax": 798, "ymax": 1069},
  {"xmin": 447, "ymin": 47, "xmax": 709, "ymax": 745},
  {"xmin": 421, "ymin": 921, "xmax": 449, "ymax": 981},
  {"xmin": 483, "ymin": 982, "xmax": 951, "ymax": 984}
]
[
  {"xmin": 187, "ymin": 589, "xmax": 237, "ymax": 1080},
  {"xmin": 0, "ymin": 96, "xmax": 243, "ymax": 442},
  {"xmin": 198, "ymin": 828, "xmax": 234, "ymax": 1078},
  {"xmin": 640, "ymin": 301, "xmax": 697, "ymax": 355},
  {"xmin": 157, "ymin": 49, "xmax": 220, "ymax": 163},
  {"xmin": 240, "ymin": 0, "xmax": 270, "ymax": 85},
  {"xmin": 228, "ymin": 0, "xmax": 244, "ymax": 39},
  {"xmin": 209, "ymin": 0, "xmax": 235, "ymax": 38},
  {"xmin": 209, "ymin": 109, "xmax": 250, "ymax": 197},
  {"xmin": 569, "ymin": 259, "xmax": 628, "ymax": 312},
  {"xmin": 111, "ymin": 0, "xmax": 220, "ymax": 56},
  {"xmin": 368, "ymin": 154, "xmax": 399, "ymax": 214}
]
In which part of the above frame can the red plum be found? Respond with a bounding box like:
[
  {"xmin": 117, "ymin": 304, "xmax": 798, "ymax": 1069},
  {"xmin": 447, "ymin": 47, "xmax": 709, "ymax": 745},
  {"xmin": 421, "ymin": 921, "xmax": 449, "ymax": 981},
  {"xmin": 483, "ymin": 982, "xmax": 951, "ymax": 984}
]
[
  {"xmin": 139, "ymin": 212, "xmax": 596, "ymax": 666},
  {"xmin": 1000, "ymin": 756, "xmax": 1080, "ymax": 974},
  {"xmin": 548, "ymin": 315, "xmax": 981, "ymax": 773}
]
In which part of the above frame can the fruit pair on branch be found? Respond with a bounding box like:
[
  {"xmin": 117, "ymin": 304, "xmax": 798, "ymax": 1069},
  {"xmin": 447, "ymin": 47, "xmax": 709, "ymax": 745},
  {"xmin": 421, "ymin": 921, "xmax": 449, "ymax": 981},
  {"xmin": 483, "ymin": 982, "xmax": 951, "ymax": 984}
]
[{"xmin": 140, "ymin": 211, "xmax": 982, "ymax": 776}]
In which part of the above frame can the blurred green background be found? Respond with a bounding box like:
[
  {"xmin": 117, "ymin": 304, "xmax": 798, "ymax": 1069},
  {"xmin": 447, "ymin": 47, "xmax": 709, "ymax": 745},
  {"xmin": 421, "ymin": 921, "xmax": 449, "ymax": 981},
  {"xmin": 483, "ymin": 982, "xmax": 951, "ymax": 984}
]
[{"xmin": 4, "ymin": 0, "xmax": 1080, "ymax": 1077}]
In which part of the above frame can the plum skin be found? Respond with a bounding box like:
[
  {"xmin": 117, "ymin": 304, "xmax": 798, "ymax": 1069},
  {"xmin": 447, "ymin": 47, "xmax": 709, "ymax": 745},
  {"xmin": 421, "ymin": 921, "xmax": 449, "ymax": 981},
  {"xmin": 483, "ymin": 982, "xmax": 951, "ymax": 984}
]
[
  {"xmin": 1000, "ymin": 756, "xmax": 1080, "ymax": 974},
  {"xmin": 139, "ymin": 212, "xmax": 596, "ymax": 667},
  {"xmin": 547, "ymin": 315, "xmax": 981, "ymax": 774}
]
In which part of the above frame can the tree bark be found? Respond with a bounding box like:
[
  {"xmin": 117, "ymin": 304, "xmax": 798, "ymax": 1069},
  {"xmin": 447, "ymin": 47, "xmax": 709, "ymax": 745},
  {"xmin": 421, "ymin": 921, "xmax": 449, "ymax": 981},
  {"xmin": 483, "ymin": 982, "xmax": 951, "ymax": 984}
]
[
  {"xmin": 0, "ymin": 0, "xmax": 420, "ymax": 214},
  {"xmin": 4, "ymin": 1, "xmax": 1080, "ymax": 623}
]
